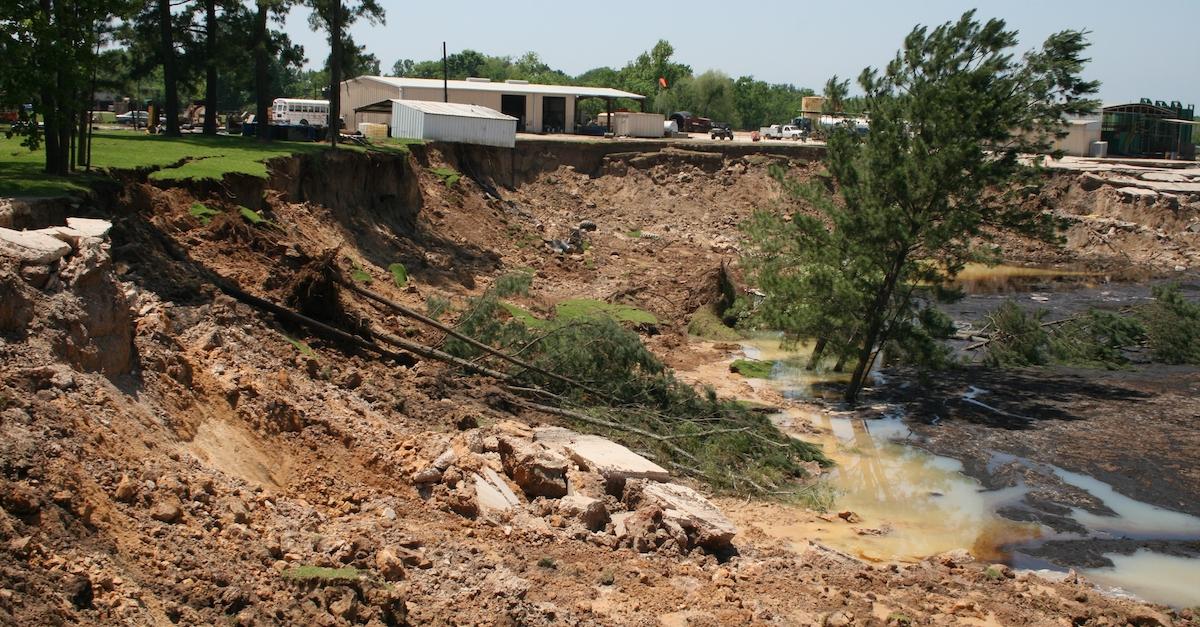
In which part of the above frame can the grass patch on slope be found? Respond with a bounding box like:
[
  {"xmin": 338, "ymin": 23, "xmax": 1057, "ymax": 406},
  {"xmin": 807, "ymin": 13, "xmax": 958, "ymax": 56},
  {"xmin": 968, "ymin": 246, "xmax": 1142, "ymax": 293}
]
[
  {"xmin": 688, "ymin": 305, "xmax": 744, "ymax": 341},
  {"xmin": 730, "ymin": 359, "xmax": 774, "ymax": 379},
  {"xmin": 0, "ymin": 130, "xmax": 422, "ymax": 197},
  {"xmin": 555, "ymin": 298, "xmax": 658, "ymax": 325}
]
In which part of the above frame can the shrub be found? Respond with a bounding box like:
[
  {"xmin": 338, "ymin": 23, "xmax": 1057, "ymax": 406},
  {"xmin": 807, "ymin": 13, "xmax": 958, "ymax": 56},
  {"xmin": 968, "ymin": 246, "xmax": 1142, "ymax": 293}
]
[
  {"xmin": 985, "ymin": 301, "xmax": 1051, "ymax": 367},
  {"xmin": 444, "ymin": 286, "xmax": 831, "ymax": 493},
  {"xmin": 1141, "ymin": 284, "xmax": 1200, "ymax": 364}
]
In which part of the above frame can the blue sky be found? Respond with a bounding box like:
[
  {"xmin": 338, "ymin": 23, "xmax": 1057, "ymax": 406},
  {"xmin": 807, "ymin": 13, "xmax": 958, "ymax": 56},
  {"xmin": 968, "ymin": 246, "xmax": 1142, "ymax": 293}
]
[{"xmin": 284, "ymin": 0, "xmax": 1200, "ymax": 106}]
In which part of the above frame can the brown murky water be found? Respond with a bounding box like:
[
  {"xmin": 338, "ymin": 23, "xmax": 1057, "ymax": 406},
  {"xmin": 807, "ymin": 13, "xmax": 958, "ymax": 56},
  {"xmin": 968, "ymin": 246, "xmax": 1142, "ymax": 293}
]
[{"xmin": 730, "ymin": 332, "xmax": 1200, "ymax": 607}]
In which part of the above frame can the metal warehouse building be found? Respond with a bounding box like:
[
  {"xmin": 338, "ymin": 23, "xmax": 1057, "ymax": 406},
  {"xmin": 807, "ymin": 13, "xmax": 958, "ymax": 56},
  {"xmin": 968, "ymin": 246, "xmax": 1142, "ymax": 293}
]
[
  {"xmin": 1102, "ymin": 99, "xmax": 1196, "ymax": 160},
  {"xmin": 340, "ymin": 76, "xmax": 646, "ymax": 135},
  {"xmin": 387, "ymin": 100, "xmax": 517, "ymax": 148}
]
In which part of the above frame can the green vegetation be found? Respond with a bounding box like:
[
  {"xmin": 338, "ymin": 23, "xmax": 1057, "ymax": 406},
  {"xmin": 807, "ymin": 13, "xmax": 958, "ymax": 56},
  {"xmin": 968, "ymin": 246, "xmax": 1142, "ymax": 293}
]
[
  {"xmin": 188, "ymin": 202, "xmax": 221, "ymax": 225},
  {"xmin": 391, "ymin": 41, "xmax": 815, "ymax": 129},
  {"xmin": 0, "ymin": 131, "xmax": 358, "ymax": 197},
  {"xmin": 790, "ymin": 480, "xmax": 839, "ymax": 512},
  {"xmin": 424, "ymin": 296, "xmax": 451, "ymax": 321},
  {"xmin": 492, "ymin": 271, "xmax": 533, "ymax": 297},
  {"xmin": 536, "ymin": 557, "xmax": 557, "ymax": 569},
  {"xmin": 1142, "ymin": 284, "xmax": 1200, "ymax": 364},
  {"xmin": 729, "ymin": 359, "xmax": 773, "ymax": 379},
  {"xmin": 500, "ymin": 302, "xmax": 547, "ymax": 328},
  {"xmin": 741, "ymin": 12, "xmax": 1099, "ymax": 403},
  {"xmin": 430, "ymin": 166, "xmax": 461, "ymax": 188},
  {"xmin": 984, "ymin": 286, "xmax": 1200, "ymax": 368},
  {"xmin": 687, "ymin": 305, "xmax": 744, "ymax": 342},
  {"xmin": 238, "ymin": 206, "xmax": 268, "ymax": 225},
  {"xmin": 555, "ymin": 299, "xmax": 657, "ymax": 326},
  {"xmin": 626, "ymin": 230, "xmax": 642, "ymax": 239},
  {"xmin": 281, "ymin": 566, "xmax": 361, "ymax": 582},
  {"xmin": 387, "ymin": 263, "xmax": 409, "ymax": 288},
  {"xmin": 441, "ymin": 280, "xmax": 830, "ymax": 495},
  {"xmin": 349, "ymin": 260, "xmax": 372, "ymax": 284},
  {"xmin": 283, "ymin": 335, "xmax": 316, "ymax": 358}
]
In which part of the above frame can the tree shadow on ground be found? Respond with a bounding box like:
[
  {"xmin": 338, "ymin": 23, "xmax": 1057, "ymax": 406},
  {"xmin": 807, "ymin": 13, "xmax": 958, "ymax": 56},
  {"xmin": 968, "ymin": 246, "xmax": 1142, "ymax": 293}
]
[{"xmin": 883, "ymin": 365, "xmax": 1153, "ymax": 430}]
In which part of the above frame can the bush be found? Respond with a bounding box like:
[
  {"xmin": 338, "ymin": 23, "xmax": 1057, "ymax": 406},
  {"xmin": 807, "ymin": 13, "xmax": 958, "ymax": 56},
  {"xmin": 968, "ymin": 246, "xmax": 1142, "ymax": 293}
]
[
  {"xmin": 444, "ymin": 286, "xmax": 831, "ymax": 493},
  {"xmin": 1141, "ymin": 284, "xmax": 1200, "ymax": 364},
  {"xmin": 985, "ymin": 301, "xmax": 1051, "ymax": 367}
]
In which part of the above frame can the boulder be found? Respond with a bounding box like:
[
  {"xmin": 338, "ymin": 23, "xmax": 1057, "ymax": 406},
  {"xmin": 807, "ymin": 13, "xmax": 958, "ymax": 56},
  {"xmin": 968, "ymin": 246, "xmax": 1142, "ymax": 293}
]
[
  {"xmin": 472, "ymin": 468, "xmax": 520, "ymax": 514},
  {"xmin": 636, "ymin": 481, "xmax": 736, "ymax": 549},
  {"xmin": 556, "ymin": 494, "xmax": 609, "ymax": 531},
  {"xmin": 497, "ymin": 437, "xmax": 568, "ymax": 498},
  {"xmin": 534, "ymin": 427, "xmax": 669, "ymax": 486},
  {"xmin": 0, "ymin": 227, "xmax": 72, "ymax": 265},
  {"xmin": 66, "ymin": 217, "xmax": 112, "ymax": 238},
  {"xmin": 375, "ymin": 548, "xmax": 406, "ymax": 582}
]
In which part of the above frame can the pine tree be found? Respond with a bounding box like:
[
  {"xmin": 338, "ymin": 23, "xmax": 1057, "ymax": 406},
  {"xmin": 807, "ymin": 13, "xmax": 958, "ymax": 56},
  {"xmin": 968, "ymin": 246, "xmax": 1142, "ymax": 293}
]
[{"xmin": 742, "ymin": 11, "xmax": 1099, "ymax": 404}]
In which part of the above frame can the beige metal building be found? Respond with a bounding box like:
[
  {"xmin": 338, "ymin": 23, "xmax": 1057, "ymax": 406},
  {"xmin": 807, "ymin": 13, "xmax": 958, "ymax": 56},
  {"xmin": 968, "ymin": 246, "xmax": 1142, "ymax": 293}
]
[
  {"xmin": 340, "ymin": 76, "xmax": 645, "ymax": 134},
  {"xmin": 1053, "ymin": 117, "xmax": 1103, "ymax": 157}
]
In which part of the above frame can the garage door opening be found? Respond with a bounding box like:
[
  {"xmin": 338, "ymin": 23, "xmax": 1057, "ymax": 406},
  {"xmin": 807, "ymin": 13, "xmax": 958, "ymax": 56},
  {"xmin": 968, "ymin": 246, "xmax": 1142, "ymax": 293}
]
[
  {"xmin": 501, "ymin": 95, "xmax": 526, "ymax": 132},
  {"xmin": 542, "ymin": 96, "xmax": 566, "ymax": 133}
]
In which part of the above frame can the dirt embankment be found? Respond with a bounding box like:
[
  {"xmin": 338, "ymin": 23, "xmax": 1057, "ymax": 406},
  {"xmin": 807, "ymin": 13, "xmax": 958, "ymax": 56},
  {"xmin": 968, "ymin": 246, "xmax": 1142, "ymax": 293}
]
[{"xmin": 1, "ymin": 142, "xmax": 1195, "ymax": 625}]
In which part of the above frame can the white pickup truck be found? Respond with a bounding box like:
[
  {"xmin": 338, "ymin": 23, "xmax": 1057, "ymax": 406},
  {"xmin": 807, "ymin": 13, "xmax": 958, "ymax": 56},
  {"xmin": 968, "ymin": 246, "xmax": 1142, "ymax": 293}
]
[{"xmin": 759, "ymin": 124, "xmax": 807, "ymax": 140}]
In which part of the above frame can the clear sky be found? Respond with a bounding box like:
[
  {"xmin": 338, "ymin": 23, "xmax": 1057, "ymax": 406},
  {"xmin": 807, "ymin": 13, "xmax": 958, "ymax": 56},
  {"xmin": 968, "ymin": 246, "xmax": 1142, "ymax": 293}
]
[{"xmin": 283, "ymin": 0, "xmax": 1200, "ymax": 107}]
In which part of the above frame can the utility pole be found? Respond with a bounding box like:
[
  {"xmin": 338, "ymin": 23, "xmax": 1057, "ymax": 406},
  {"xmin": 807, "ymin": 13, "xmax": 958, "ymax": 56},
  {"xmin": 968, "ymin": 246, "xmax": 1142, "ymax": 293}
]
[{"xmin": 442, "ymin": 42, "xmax": 448, "ymax": 103}]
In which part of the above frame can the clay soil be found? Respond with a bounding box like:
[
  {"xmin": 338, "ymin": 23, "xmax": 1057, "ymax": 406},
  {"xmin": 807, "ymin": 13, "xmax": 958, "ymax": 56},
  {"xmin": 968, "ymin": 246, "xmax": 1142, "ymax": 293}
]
[{"xmin": 1, "ymin": 141, "xmax": 1197, "ymax": 626}]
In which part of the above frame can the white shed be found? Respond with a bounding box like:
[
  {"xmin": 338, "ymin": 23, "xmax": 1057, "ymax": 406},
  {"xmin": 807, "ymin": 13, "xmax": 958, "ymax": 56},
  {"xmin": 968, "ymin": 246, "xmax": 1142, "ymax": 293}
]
[{"xmin": 389, "ymin": 100, "xmax": 517, "ymax": 148}]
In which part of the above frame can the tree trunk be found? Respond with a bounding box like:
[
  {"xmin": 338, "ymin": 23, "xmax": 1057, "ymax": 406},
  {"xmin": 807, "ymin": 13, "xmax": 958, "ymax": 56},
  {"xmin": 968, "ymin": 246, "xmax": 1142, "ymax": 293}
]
[
  {"xmin": 844, "ymin": 249, "xmax": 908, "ymax": 404},
  {"xmin": 327, "ymin": 1, "xmax": 342, "ymax": 147},
  {"xmin": 806, "ymin": 337, "xmax": 827, "ymax": 371},
  {"xmin": 203, "ymin": 0, "xmax": 218, "ymax": 135},
  {"xmin": 76, "ymin": 106, "xmax": 88, "ymax": 167},
  {"xmin": 253, "ymin": 1, "xmax": 270, "ymax": 141},
  {"xmin": 158, "ymin": 0, "xmax": 180, "ymax": 136}
]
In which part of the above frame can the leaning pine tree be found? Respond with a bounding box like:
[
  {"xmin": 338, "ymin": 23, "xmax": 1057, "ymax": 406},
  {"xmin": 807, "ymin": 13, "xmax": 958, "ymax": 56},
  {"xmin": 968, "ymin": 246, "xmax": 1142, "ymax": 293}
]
[{"xmin": 741, "ymin": 11, "xmax": 1099, "ymax": 403}]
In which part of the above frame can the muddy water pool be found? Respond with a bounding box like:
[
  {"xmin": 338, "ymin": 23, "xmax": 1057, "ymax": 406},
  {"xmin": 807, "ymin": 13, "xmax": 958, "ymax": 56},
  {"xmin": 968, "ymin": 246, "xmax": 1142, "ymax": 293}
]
[{"xmin": 735, "ymin": 332, "xmax": 1200, "ymax": 607}]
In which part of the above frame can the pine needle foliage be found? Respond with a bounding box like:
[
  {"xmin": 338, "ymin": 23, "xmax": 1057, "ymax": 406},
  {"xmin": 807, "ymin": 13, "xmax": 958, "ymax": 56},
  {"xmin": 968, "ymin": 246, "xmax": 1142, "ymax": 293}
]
[
  {"xmin": 1141, "ymin": 284, "xmax": 1200, "ymax": 364},
  {"xmin": 444, "ymin": 283, "xmax": 831, "ymax": 494},
  {"xmin": 984, "ymin": 301, "xmax": 1146, "ymax": 369},
  {"xmin": 741, "ymin": 11, "xmax": 1099, "ymax": 403}
]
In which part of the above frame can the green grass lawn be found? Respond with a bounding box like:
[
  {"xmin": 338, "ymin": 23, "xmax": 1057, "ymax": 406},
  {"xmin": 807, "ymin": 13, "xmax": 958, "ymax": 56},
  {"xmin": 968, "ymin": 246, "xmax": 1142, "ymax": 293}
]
[{"xmin": 0, "ymin": 130, "xmax": 421, "ymax": 198}]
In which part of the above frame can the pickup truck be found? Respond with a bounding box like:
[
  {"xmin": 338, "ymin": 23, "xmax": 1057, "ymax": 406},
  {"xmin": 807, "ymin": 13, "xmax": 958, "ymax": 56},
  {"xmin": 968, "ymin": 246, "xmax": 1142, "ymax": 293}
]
[{"xmin": 759, "ymin": 124, "xmax": 807, "ymax": 140}]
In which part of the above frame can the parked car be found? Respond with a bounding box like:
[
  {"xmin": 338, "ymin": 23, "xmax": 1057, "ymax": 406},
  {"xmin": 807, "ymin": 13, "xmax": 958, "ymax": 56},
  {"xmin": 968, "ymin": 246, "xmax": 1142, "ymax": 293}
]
[
  {"xmin": 115, "ymin": 111, "xmax": 150, "ymax": 126},
  {"xmin": 710, "ymin": 123, "xmax": 733, "ymax": 140},
  {"xmin": 760, "ymin": 124, "xmax": 807, "ymax": 140}
]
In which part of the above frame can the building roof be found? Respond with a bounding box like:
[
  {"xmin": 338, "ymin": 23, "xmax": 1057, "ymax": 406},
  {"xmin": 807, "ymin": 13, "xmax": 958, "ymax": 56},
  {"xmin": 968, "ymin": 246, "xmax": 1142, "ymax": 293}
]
[
  {"xmin": 388, "ymin": 99, "xmax": 516, "ymax": 121},
  {"xmin": 350, "ymin": 76, "xmax": 645, "ymax": 100}
]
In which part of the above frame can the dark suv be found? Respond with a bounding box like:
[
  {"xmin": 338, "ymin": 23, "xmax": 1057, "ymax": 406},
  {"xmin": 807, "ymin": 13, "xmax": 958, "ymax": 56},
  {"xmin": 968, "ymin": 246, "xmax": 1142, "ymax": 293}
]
[{"xmin": 710, "ymin": 123, "xmax": 733, "ymax": 140}]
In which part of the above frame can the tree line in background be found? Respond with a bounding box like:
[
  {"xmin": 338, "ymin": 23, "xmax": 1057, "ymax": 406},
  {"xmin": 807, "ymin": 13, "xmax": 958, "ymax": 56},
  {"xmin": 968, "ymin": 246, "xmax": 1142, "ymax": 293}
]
[
  {"xmin": 2, "ymin": 0, "xmax": 385, "ymax": 171},
  {"xmin": 388, "ymin": 40, "xmax": 817, "ymax": 130},
  {"xmin": 3, "ymin": 0, "xmax": 812, "ymax": 173}
]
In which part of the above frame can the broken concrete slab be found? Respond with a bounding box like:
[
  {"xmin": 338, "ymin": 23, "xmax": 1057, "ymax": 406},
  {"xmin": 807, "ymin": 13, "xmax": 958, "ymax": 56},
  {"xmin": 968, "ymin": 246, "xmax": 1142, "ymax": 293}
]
[
  {"xmin": 472, "ymin": 468, "xmax": 520, "ymax": 514},
  {"xmin": 534, "ymin": 427, "xmax": 669, "ymax": 485},
  {"xmin": 0, "ymin": 227, "xmax": 72, "ymax": 265},
  {"xmin": 556, "ymin": 494, "xmax": 609, "ymax": 531},
  {"xmin": 498, "ymin": 437, "xmax": 568, "ymax": 498},
  {"xmin": 638, "ymin": 481, "xmax": 736, "ymax": 549},
  {"xmin": 65, "ymin": 217, "xmax": 112, "ymax": 239}
]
